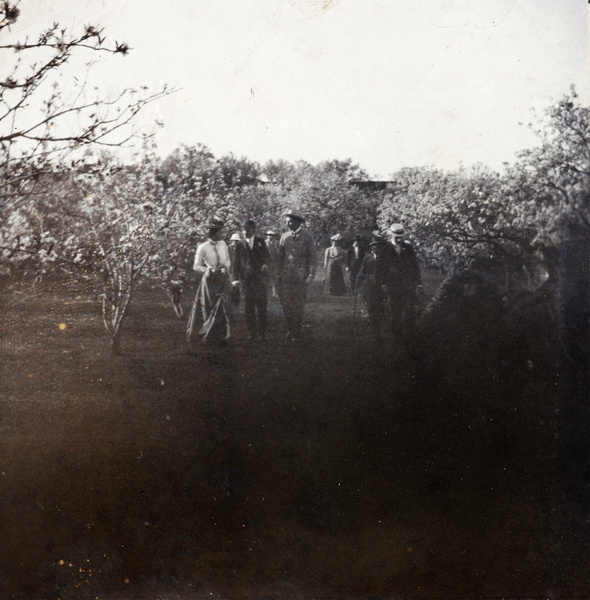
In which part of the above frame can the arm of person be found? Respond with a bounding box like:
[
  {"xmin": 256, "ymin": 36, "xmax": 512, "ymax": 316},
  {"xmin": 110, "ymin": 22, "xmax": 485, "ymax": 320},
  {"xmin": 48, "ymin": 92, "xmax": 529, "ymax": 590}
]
[
  {"xmin": 260, "ymin": 238, "xmax": 270, "ymax": 273},
  {"xmin": 218, "ymin": 241, "xmax": 231, "ymax": 275},
  {"xmin": 278, "ymin": 234, "xmax": 286, "ymax": 276},
  {"xmin": 230, "ymin": 243, "xmax": 242, "ymax": 283},
  {"xmin": 408, "ymin": 245, "xmax": 422, "ymax": 287},
  {"xmin": 193, "ymin": 244, "xmax": 209, "ymax": 275}
]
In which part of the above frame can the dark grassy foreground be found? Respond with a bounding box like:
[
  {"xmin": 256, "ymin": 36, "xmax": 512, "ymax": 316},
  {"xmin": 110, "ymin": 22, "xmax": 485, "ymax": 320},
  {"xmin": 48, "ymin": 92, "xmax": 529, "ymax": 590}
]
[{"xmin": 0, "ymin": 272, "xmax": 588, "ymax": 599}]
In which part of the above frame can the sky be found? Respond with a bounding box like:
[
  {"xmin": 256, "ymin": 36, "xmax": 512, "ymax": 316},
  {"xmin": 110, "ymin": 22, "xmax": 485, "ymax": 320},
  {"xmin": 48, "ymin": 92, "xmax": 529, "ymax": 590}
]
[{"xmin": 8, "ymin": 0, "xmax": 590, "ymax": 177}]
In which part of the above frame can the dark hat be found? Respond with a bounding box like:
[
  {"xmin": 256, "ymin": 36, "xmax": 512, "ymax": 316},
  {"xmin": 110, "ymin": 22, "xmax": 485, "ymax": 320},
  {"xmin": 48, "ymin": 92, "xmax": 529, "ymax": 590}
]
[
  {"xmin": 285, "ymin": 211, "xmax": 305, "ymax": 223},
  {"xmin": 206, "ymin": 218, "xmax": 225, "ymax": 230},
  {"xmin": 369, "ymin": 234, "xmax": 387, "ymax": 246}
]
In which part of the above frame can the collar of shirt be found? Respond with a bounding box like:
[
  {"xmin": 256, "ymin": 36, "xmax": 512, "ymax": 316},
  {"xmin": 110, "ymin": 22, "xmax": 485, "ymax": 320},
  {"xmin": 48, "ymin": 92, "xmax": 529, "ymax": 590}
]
[{"xmin": 246, "ymin": 237, "xmax": 254, "ymax": 249}]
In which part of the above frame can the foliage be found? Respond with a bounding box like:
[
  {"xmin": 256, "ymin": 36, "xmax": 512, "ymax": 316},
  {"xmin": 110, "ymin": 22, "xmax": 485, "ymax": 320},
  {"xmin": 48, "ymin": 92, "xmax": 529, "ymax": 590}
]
[
  {"xmin": 378, "ymin": 88, "xmax": 589, "ymax": 270},
  {"xmin": 378, "ymin": 165, "xmax": 525, "ymax": 268},
  {"xmin": 261, "ymin": 158, "xmax": 378, "ymax": 242},
  {"xmin": 5, "ymin": 148, "xmax": 171, "ymax": 352},
  {"xmin": 1, "ymin": 76, "xmax": 587, "ymax": 351},
  {"xmin": 512, "ymin": 86, "xmax": 589, "ymax": 242},
  {"xmin": 156, "ymin": 145, "xmax": 271, "ymax": 282},
  {"xmin": 0, "ymin": 1, "xmax": 171, "ymax": 210}
]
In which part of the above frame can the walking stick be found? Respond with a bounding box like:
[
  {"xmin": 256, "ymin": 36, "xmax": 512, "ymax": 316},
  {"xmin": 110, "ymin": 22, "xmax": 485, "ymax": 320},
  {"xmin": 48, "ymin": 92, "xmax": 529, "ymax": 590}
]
[
  {"xmin": 186, "ymin": 277, "xmax": 205, "ymax": 342},
  {"xmin": 186, "ymin": 290, "xmax": 199, "ymax": 342},
  {"xmin": 352, "ymin": 289, "xmax": 358, "ymax": 336},
  {"xmin": 200, "ymin": 295, "xmax": 223, "ymax": 339}
]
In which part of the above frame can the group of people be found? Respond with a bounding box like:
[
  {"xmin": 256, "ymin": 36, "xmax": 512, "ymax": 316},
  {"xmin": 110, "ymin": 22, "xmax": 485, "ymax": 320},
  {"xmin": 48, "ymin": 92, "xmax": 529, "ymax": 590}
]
[
  {"xmin": 186, "ymin": 212, "xmax": 422, "ymax": 345},
  {"xmin": 187, "ymin": 211, "xmax": 317, "ymax": 345},
  {"xmin": 355, "ymin": 225, "xmax": 422, "ymax": 340},
  {"xmin": 322, "ymin": 225, "xmax": 423, "ymax": 340}
]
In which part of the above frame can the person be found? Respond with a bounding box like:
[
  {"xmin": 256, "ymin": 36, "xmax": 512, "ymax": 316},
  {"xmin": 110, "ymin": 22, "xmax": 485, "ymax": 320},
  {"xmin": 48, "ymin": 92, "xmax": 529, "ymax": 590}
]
[
  {"xmin": 278, "ymin": 211, "xmax": 317, "ymax": 342},
  {"xmin": 356, "ymin": 234, "xmax": 393, "ymax": 340},
  {"xmin": 386, "ymin": 222, "xmax": 422, "ymax": 338},
  {"xmin": 265, "ymin": 230, "xmax": 281, "ymax": 299},
  {"xmin": 323, "ymin": 233, "xmax": 347, "ymax": 296},
  {"xmin": 228, "ymin": 232, "xmax": 242, "ymax": 263},
  {"xmin": 234, "ymin": 219, "xmax": 270, "ymax": 342},
  {"xmin": 228, "ymin": 232, "xmax": 243, "ymax": 307},
  {"xmin": 347, "ymin": 235, "xmax": 366, "ymax": 292},
  {"xmin": 187, "ymin": 218, "xmax": 233, "ymax": 345}
]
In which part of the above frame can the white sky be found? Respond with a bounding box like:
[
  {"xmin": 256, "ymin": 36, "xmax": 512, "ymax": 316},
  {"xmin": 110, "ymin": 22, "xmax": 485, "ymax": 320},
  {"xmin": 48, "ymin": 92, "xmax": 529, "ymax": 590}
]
[{"xmin": 8, "ymin": 0, "xmax": 590, "ymax": 177}]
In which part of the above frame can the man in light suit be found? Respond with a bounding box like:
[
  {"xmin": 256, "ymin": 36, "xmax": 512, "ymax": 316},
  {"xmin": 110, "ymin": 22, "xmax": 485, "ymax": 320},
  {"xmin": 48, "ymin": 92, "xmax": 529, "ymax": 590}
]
[{"xmin": 278, "ymin": 211, "xmax": 317, "ymax": 342}]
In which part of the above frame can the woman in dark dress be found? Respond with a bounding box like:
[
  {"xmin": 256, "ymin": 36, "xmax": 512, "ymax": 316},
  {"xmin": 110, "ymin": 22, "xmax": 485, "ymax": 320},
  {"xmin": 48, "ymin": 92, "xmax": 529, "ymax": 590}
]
[{"xmin": 323, "ymin": 233, "xmax": 347, "ymax": 296}]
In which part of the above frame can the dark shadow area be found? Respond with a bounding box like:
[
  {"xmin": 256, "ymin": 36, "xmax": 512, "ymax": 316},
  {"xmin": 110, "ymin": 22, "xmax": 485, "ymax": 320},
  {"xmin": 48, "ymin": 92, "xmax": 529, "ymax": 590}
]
[{"xmin": 0, "ymin": 268, "xmax": 588, "ymax": 599}]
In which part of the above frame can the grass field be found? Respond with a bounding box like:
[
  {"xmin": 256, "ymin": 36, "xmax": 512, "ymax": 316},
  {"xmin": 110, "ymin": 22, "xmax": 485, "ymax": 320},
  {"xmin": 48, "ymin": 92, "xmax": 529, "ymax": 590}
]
[{"xmin": 0, "ymin": 269, "xmax": 588, "ymax": 599}]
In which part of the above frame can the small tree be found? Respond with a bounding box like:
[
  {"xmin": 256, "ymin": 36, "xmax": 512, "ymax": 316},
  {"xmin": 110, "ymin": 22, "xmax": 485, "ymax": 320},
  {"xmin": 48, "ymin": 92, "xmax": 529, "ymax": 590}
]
[
  {"xmin": 79, "ymin": 152, "xmax": 173, "ymax": 353},
  {"xmin": 22, "ymin": 149, "xmax": 170, "ymax": 353}
]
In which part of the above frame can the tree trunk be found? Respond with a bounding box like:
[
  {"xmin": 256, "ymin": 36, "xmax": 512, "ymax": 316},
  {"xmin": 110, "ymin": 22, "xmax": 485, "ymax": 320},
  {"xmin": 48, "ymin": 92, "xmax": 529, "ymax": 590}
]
[{"xmin": 110, "ymin": 332, "xmax": 122, "ymax": 356}]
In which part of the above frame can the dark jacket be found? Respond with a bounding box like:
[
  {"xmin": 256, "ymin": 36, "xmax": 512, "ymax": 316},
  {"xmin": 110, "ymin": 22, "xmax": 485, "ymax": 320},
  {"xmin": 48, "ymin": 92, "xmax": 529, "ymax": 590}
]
[
  {"xmin": 347, "ymin": 241, "xmax": 367, "ymax": 271},
  {"xmin": 356, "ymin": 249, "xmax": 392, "ymax": 291},
  {"xmin": 387, "ymin": 241, "xmax": 421, "ymax": 289},
  {"xmin": 235, "ymin": 236, "xmax": 269, "ymax": 283}
]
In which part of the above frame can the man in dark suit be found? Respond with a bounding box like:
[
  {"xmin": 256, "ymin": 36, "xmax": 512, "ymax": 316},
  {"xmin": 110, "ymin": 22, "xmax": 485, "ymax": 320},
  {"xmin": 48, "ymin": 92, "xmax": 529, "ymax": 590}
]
[
  {"xmin": 265, "ymin": 230, "xmax": 281, "ymax": 298},
  {"xmin": 235, "ymin": 219, "xmax": 270, "ymax": 342},
  {"xmin": 387, "ymin": 222, "xmax": 422, "ymax": 338},
  {"xmin": 356, "ymin": 234, "xmax": 393, "ymax": 340},
  {"xmin": 346, "ymin": 234, "xmax": 367, "ymax": 292}
]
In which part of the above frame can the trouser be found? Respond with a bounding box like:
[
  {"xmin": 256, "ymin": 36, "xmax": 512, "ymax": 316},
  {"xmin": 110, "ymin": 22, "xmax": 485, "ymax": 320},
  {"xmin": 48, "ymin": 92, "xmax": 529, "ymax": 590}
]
[
  {"xmin": 244, "ymin": 277, "xmax": 268, "ymax": 337},
  {"xmin": 389, "ymin": 288, "xmax": 417, "ymax": 336},
  {"xmin": 363, "ymin": 284, "xmax": 389, "ymax": 338},
  {"xmin": 267, "ymin": 273, "xmax": 279, "ymax": 298},
  {"xmin": 279, "ymin": 279, "xmax": 308, "ymax": 338},
  {"xmin": 350, "ymin": 265, "xmax": 361, "ymax": 291}
]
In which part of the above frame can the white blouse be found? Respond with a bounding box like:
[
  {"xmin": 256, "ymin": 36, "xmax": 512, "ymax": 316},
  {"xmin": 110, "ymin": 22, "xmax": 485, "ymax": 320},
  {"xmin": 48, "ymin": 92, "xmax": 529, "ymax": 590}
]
[{"xmin": 193, "ymin": 239, "xmax": 231, "ymax": 273}]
